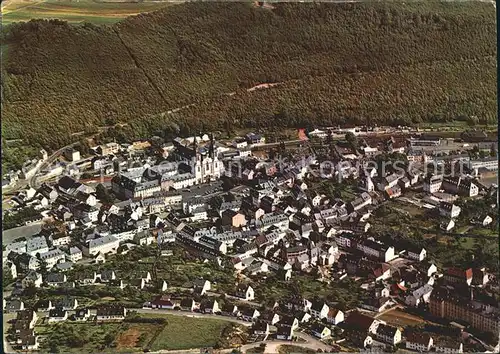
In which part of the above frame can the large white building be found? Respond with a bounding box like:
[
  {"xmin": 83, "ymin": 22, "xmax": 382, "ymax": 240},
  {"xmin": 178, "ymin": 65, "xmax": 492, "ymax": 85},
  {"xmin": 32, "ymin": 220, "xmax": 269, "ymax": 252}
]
[
  {"xmin": 356, "ymin": 239, "xmax": 395, "ymax": 262},
  {"xmin": 111, "ymin": 168, "xmax": 161, "ymax": 200},
  {"xmin": 468, "ymin": 157, "xmax": 498, "ymax": 171},
  {"xmin": 256, "ymin": 213, "xmax": 289, "ymax": 231},
  {"xmin": 39, "ymin": 248, "xmax": 66, "ymax": 269},
  {"xmin": 26, "ymin": 236, "xmax": 49, "ymax": 257},
  {"xmin": 83, "ymin": 235, "xmax": 119, "ymax": 256}
]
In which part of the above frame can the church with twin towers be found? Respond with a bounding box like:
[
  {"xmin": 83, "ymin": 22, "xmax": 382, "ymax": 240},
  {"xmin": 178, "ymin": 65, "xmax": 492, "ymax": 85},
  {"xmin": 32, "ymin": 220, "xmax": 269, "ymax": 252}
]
[{"xmin": 172, "ymin": 133, "xmax": 224, "ymax": 185}]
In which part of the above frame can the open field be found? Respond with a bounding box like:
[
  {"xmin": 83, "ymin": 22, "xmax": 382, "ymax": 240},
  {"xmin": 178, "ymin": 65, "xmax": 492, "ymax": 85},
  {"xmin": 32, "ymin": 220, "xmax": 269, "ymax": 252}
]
[
  {"xmin": 35, "ymin": 319, "xmax": 207, "ymax": 352},
  {"xmin": 138, "ymin": 313, "xmax": 232, "ymax": 351},
  {"xmin": 278, "ymin": 345, "xmax": 316, "ymax": 354},
  {"xmin": 2, "ymin": 0, "xmax": 181, "ymax": 25},
  {"xmin": 115, "ymin": 323, "xmax": 159, "ymax": 351},
  {"xmin": 377, "ymin": 309, "xmax": 425, "ymax": 327},
  {"xmin": 36, "ymin": 322, "xmax": 124, "ymax": 352}
]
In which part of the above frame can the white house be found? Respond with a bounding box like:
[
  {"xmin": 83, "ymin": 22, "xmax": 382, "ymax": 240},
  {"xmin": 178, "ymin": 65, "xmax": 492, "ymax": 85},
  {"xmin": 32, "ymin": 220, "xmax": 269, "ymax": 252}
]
[
  {"xmin": 405, "ymin": 332, "xmax": 433, "ymax": 352},
  {"xmin": 51, "ymin": 234, "xmax": 71, "ymax": 247},
  {"xmin": 235, "ymin": 284, "xmax": 255, "ymax": 301},
  {"xmin": 26, "ymin": 236, "xmax": 49, "ymax": 257},
  {"xmin": 83, "ymin": 235, "xmax": 119, "ymax": 256},
  {"xmin": 326, "ymin": 308, "xmax": 344, "ymax": 325},
  {"xmin": 405, "ymin": 284, "xmax": 433, "ymax": 307},
  {"xmin": 439, "ymin": 202, "xmax": 461, "ymax": 219},
  {"xmin": 441, "ymin": 219, "xmax": 455, "ymax": 232},
  {"xmin": 48, "ymin": 308, "xmax": 68, "ymax": 323},
  {"xmin": 434, "ymin": 339, "xmax": 463, "ymax": 354},
  {"xmin": 39, "ymin": 248, "xmax": 66, "ymax": 269},
  {"xmin": 96, "ymin": 306, "xmax": 127, "ymax": 321},
  {"xmin": 193, "ymin": 279, "xmax": 211, "ymax": 296},
  {"xmin": 357, "ymin": 239, "xmax": 395, "ymax": 262},
  {"xmin": 6, "ymin": 240, "xmax": 27, "ymax": 254},
  {"xmin": 375, "ymin": 324, "xmax": 401, "ymax": 345},
  {"xmin": 310, "ymin": 301, "xmax": 329, "ymax": 319},
  {"xmin": 407, "ymin": 247, "xmax": 426, "ymax": 262},
  {"xmin": 67, "ymin": 247, "xmax": 82, "ymax": 262},
  {"xmin": 311, "ymin": 323, "xmax": 331, "ymax": 339}
]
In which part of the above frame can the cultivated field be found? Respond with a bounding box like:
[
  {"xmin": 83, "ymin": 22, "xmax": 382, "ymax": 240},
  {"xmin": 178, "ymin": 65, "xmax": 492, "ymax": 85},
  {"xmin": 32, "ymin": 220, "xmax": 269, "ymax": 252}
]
[
  {"xmin": 2, "ymin": 0, "xmax": 181, "ymax": 25},
  {"xmin": 377, "ymin": 309, "xmax": 425, "ymax": 327}
]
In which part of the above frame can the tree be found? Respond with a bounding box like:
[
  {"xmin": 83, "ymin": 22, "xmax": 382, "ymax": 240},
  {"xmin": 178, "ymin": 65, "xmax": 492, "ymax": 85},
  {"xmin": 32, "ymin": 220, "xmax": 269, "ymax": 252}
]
[
  {"xmin": 103, "ymin": 333, "xmax": 115, "ymax": 347},
  {"xmin": 467, "ymin": 116, "xmax": 479, "ymax": 126},
  {"xmin": 95, "ymin": 183, "xmax": 114, "ymax": 204},
  {"xmin": 3, "ymin": 269, "xmax": 13, "ymax": 287},
  {"xmin": 345, "ymin": 132, "xmax": 358, "ymax": 150},
  {"xmin": 490, "ymin": 143, "xmax": 497, "ymax": 157},
  {"xmin": 78, "ymin": 139, "xmax": 91, "ymax": 156}
]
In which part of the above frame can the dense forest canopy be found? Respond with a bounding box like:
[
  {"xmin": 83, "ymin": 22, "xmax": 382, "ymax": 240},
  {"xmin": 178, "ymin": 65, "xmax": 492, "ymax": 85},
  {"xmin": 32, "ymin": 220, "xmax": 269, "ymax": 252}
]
[{"xmin": 1, "ymin": 1, "xmax": 497, "ymax": 160}]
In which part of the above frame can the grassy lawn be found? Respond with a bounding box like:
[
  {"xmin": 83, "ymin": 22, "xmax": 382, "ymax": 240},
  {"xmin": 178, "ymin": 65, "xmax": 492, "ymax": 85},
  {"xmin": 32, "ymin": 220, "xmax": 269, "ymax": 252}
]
[
  {"xmin": 457, "ymin": 236, "xmax": 475, "ymax": 250},
  {"xmin": 137, "ymin": 313, "xmax": 232, "ymax": 351},
  {"xmin": 278, "ymin": 345, "xmax": 316, "ymax": 354},
  {"xmin": 2, "ymin": 0, "xmax": 181, "ymax": 25},
  {"xmin": 473, "ymin": 227, "xmax": 498, "ymax": 238},
  {"xmin": 394, "ymin": 200, "xmax": 426, "ymax": 217}
]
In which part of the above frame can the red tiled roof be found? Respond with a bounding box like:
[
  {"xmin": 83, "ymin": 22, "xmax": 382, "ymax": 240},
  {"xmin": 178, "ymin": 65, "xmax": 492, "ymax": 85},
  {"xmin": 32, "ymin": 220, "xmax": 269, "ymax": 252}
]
[{"xmin": 446, "ymin": 267, "xmax": 473, "ymax": 280}]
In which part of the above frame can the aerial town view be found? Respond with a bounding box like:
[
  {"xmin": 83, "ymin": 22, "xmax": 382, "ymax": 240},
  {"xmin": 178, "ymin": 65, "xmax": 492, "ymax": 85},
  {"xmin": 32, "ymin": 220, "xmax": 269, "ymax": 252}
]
[{"xmin": 1, "ymin": 0, "xmax": 498, "ymax": 353}]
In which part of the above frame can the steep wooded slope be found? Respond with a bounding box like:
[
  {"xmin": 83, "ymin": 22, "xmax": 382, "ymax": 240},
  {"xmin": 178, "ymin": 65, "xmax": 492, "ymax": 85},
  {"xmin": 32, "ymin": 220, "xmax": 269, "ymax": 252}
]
[{"xmin": 1, "ymin": 1, "xmax": 496, "ymax": 154}]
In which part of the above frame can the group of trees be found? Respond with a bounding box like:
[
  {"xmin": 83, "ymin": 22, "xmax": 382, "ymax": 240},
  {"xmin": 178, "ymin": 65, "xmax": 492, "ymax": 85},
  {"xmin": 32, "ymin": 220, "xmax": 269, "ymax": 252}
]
[
  {"xmin": 2, "ymin": 207, "xmax": 40, "ymax": 230},
  {"xmin": 42, "ymin": 322, "xmax": 119, "ymax": 352},
  {"xmin": 1, "ymin": 1, "xmax": 496, "ymax": 160}
]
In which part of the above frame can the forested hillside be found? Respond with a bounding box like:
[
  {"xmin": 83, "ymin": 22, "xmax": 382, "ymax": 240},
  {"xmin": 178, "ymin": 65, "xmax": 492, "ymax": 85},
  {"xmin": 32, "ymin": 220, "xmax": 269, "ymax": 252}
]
[{"xmin": 1, "ymin": 1, "xmax": 496, "ymax": 158}]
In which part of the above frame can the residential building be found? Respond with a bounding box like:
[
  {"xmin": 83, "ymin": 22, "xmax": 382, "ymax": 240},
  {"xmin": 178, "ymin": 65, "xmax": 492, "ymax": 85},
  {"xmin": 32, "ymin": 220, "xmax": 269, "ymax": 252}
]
[
  {"xmin": 96, "ymin": 306, "xmax": 127, "ymax": 321},
  {"xmin": 36, "ymin": 300, "xmax": 54, "ymax": 312},
  {"xmin": 234, "ymin": 284, "xmax": 255, "ymax": 301},
  {"xmin": 46, "ymin": 273, "xmax": 67, "ymax": 286},
  {"xmin": 39, "ymin": 248, "xmax": 66, "ymax": 269},
  {"xmin": 356, "ymin": 239, "xmax": 395, "ymax": 262},
  {"xmin": 343, "ymin": 311, "xmax": 381, "ymax": 335},
  {"xmin": 405, "ymin": 331, "xmax": 433, "ymax": 352},
  {"xmin": 221, "ymin": 209, "xmax": 247, "ymax": 228},
  {"xmin": 311, "ymin": 323, "xmax": 331, "ymax": 339},
  {"xmin": 443, "ymin": 268, "xmax": 473, "ymax": 286},
  {"xmin": 83, "ymin": 235, "xmax": 119, "ymax": 256},
  {"xmin": 22, "ymin": 271, "xmax": 43, "ymax": 288},
  {"xmin": 439, "ymin": 202, "xmax": 461, "ymax": 219},
  {"xmin": 326, "ymin": 308, "xmax": 344, "ymax": 325},
  {"xmin": 309, "ymin": 301, "xmax": 329, "ymax": 319},
  {"xmin": 429, "ymin": 287, "xmax": 499, "ymax": 334},
  {"xmin": 74, "ymin": 308, "xmax": 91, "ymax": 321},
  {"xmin": 67, "ymin": 247, "xmax": 82, "ymax": 262},
  {"xmin": 423, "ymin": 175, "xmax": 443, "ymax": 194},
  {"xmin": 48, "ymin": 308, "xmax": 68, "ymax": 323},
  {"xmin": 434, "ymin": 338, "xmax": 463, "ymax": 354},
  {"xmin": 5, "ymin": 300, "xmax": 25, "ymax": 313},
  {"xmin": 26, "ymin": 236, "xmax": 49, "ymax": 257},
  {"xmin": 375, "ymin": 324, "xmax": 401, "ymax": 345},
  {"xmin": 276, "ymin": 325, "xmax": 294, "ymax": 341}
]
